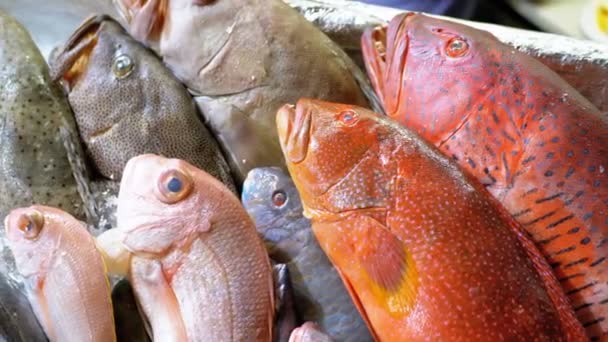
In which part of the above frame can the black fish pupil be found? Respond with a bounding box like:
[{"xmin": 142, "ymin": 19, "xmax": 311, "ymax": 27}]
[
  {"xmin": 272, "ymin": 190, "xmax": 287, "ymax": 207},
  {"xmin": 25, "ymin": 221, "xmax": 33, "ymax": 232},
  {"xmin": 167, "ymin": 177, "xmax": 182, "ymax": 193}
]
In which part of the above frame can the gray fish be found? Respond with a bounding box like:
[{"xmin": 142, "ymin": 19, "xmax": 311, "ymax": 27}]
[
  {"xmin": 113, "ymin": 0, "xmax": 374, "ymax": 185},
  {"xmin": 0, "ymin": 272, "xmax": 47, "ymax": 342},
  {"xmin": 112, "ymin": 279, "xmax": 150, "ymax": 342},
  {"xmin": 0, "ymin": 10, "xmax": 95, "ymax": 276},
  {"xmin": 242, "ymin": 167, "xmax": 372, "ymax": 342},
  {"xmin": 50, "ymin": 15, "xmax": 236, "ymax": 194}
]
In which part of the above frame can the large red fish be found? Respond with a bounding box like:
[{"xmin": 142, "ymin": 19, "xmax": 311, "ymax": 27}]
[
  {"xmin": 362, "ymin": 13, "xmax": 608, "ymax": 338},
  {"xmin": 276, "ymin": 98, "xmax": 586, "ymax": 341}
]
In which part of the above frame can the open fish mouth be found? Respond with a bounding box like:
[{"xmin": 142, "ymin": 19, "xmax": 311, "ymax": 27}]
[
  {"xmin": 276, "ymin": 103, "xmax": 312, "ymax": 164},
  {"xmin": 362, "ymin": 13, "xmax": 414, "ymax": 115},
  {"xmin": 50, "ymin": 15, "xmax": 106, "ymax": 89}
]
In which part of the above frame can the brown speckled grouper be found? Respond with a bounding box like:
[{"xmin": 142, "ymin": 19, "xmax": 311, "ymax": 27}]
[
  {"xmin": 50, "ymin": 15, "xmax": 236, "ymax": 193},
  {"xmin": 362, "ymin": 13, "xmax": 608, "ymax": 338},
  {"xmin": 113, "ymin": 0, "xmax": 375, "ymax": 184},
  {"xmin": 0, "ymin": 11, "xmax": 95, "ymax": 275}
]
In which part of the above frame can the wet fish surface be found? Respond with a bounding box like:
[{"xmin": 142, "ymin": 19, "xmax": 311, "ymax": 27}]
[
  {"xmin": 362, "ymin": 13, "xmax": 608, "ymax": 338},
  {"xmin": 50, "ymin": 15, "xmax": 236, "ymax": 194},
  {"xmin": 4, "ymin": 205, "xmax": 115, "ymax": 342},
  {"xmin": 113, "ymin": 0, "xmax": 373, "ymax": 184},
  {"xmin": 0, "ymin": 272, "xmax": 47, "ymax": 342},
  {"xmin": 277, "ymin": 99, "xmax": 586, "ymax": 341},
  {"xmin": 0, "ymin": 10, "xmax": 95, "ymax": 276},
  {"xmin": 242, "ymin": 167, "xmax": 372, "ymax": 342},
  {"xmin": 96, "ymin": 154, "xmax": 274, "ymax": 341}
]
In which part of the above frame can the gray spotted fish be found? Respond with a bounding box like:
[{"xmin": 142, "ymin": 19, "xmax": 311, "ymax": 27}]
[
  {"xmin": 242, "ymin": 167, "xmax": 372, "ymax": 342},
  {"xmin": 0, "ymin": 10, "xmax": 95, "ymax": 276},
  {"xmin": 50, "ymin": 15, "xmax": 236, "ymax": 193}
]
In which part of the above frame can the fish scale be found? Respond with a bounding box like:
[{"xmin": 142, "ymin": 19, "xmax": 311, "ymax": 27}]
[{"xmin": 362, "ymin": 13, "xmax": 608, "ymax": 338}]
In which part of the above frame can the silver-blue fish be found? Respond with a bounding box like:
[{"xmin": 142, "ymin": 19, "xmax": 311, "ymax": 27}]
[{"xmin": 242, "ymin": 167, "xmax": 372, "ymax": 342}]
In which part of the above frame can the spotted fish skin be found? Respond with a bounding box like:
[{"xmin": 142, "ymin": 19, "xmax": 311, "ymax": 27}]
[
  {"xmin": 362, "ymin": 13, "xmax": 608, "ymax": 338},
  {"xmin": 242, "ymin": 167, "xmax": 373, "ymax": 342},
  {"xmin": 277, "ymin": 99, "xmax": 586, "ymax": 341},
  {"xmin": 50, "ymin": 15, "xmax": 236, "ymax": 193},
  {"xmin": 0, "ymin": 11, "xmax": 93, "ymax": 276}
]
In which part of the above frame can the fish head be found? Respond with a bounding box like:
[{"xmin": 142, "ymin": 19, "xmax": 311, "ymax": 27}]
[
  {"xmin": 242, "ymin": 167, "xmax": 310, "ymax": 261},
  {"xmin": 50, "ymin": 15, "xmax": 171, "ymax": 180},
  {"xmin": 115, "ymin": 154, "xmax": 217, "ymax": 257},
  {"xmin": 277, "ymin": 99, "xmax": 393, "ymax": 219},
  {"xmin": 4, "ymin": 206, "xmax": 72, "ymax": 278},
  {"xmin": 362, "ymin": 13, "xmax": 503, "ymax": 141}
]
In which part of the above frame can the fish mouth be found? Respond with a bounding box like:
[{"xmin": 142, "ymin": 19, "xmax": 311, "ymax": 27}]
[
  {"xmin": 362, "ymin": 13, "xmax": 414, "ymax": 115},
  {"xmin": 113, "ymin": 0, "xmax": 167, "ymax": 43},
  {"xmin": 277, "ymin": 102, "xmax": 312, "ymax": 164},
  {"xmin": 50, "ymin": 15, "xmax": 107, "ymax": 90}
]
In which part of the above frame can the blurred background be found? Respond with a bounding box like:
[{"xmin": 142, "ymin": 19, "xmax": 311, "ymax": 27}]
[{"xmin": 356, "ymin": 0, "xmax": 608, "ymax": 43}]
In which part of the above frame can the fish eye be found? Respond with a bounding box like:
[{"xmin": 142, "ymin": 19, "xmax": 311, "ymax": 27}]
[
  {"xmin": 271, "ymin": 190, "xmax": 287, "ymax": 207},
  {"xmin": 446, "ymin": 38, "xmax": 469, "ymax": 58},
  {"xmin": 16, "ymin": 210, "xmax": 44, "ymax": 240},
  {"xmin": 156, "ymin": 169, "xmax": 193, "ymax": 204},
  {"xmin": 337, "ymin": 110, "xmax": 359, "ymax": 126},
  {"xmin": 112, "ymin": 54, "xmax": 134, "ymax": 79}
]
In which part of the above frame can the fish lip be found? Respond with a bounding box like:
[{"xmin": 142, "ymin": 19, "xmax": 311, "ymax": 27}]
[
  {"xmin": 113, "ymin": 0, "xmax": 132, "ymax": 24},
  {"xmin": 276, "ymin": 104, "xmax": 295, "ymax": 157},
  {"xmin": 277, "ymin": 102, "xmax": 312, "ymax": 164},
  {"xmin": 49, "ymin": 14, "xmax": 108, "ymax": 86}
]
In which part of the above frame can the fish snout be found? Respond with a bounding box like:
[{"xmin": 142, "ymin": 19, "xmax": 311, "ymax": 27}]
[{"xmin": 277, "ymin": 103, "xmax": 312, "ymax": 164}]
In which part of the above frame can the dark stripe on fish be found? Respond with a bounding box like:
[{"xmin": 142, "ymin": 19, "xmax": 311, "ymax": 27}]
[
  {"xmin": 566, "ymin": 282, "xmax": 595, "ymax": 295},
  {"xmin": 546, "ymin": 214, "xmax": 575, "ymax": 229},
  {"xmin": 538, "ymin": 234, "xmax": 561, "ymax": 245},
  {"xmin": 512, "ymin": 208, "xmax": 531, "ymax": 218},
  {"xmin": 558, "ymin": 273, "xmax": 584, "ymax": 282},
  {"xmin": 523, "ymin": 210, "xmax": 557, "ymax": 226},
  {"xmin": 564, "ymin": 258, "xmax": 590, "ymax": 269},
  {"xmin": 583, "ymin": 317, "xmax": 605, "ymax": 328},
  {"xmin": 575, "ymin": 303, "xmax": 594, "ymax": 311},
  {"xmin": 551, "ymin": 246, "xmax": 575, "ymax": 256},
  {"xmin": 590, "ymin": 258, "xmax": 606, "ymax": 267},
  {"xmin": 535, "ymin": 192, "xmax": 564, "ymax": 204}
]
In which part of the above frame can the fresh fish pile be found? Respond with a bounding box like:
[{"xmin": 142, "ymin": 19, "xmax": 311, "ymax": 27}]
[{"xmin": 0, "ymin": 1, "xmax": 606, "ymax": 341}]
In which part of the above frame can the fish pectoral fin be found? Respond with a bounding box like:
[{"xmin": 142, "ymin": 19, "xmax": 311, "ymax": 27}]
[
  {"xmin": 354, "ymin": 216, "xmax": 418, "ymax": 318},
  {"xmin": 131, "ymin": 258, "xmax": 188, "ymax": 342},
  {"xmin": 129, "ymin": 0, "xmax": 164, "ymax": 43}
]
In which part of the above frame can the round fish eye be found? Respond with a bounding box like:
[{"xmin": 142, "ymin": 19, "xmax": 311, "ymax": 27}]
[
  {"xmin": 112, "ymin": 54, "xmax": 134, "ymax": 79},
  {"xmin": 16, "ymin": 210, "xmax": 44, "ymax": 240},
  {"xmin": 337, "ymin": 110, "xmax": 359, "ymax": 126},
  {"xmin": 446, "ymin": 38, "xmax": 469, "ymax": 58},
  {"xmin": 272, "ymin": 190, "xmax": 287, "ymax": 207},
  {"xmin": 156, "ymin": 169, "xmax": 193, "ymax": 204}
]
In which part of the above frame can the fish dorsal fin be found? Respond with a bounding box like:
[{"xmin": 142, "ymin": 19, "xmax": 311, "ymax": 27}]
[{"xmin": 354, "ymin": 215, "xmax": 418, "ymax": 319}]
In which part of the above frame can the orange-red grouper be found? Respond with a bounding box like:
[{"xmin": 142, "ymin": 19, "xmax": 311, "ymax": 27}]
[
  {"xmin": 362, "ymin": 13, "xmax": 608, "ymax": 338},
  {"xmin": 276, "ymin": 98, "xmax": 587, "ymax": 341}
]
